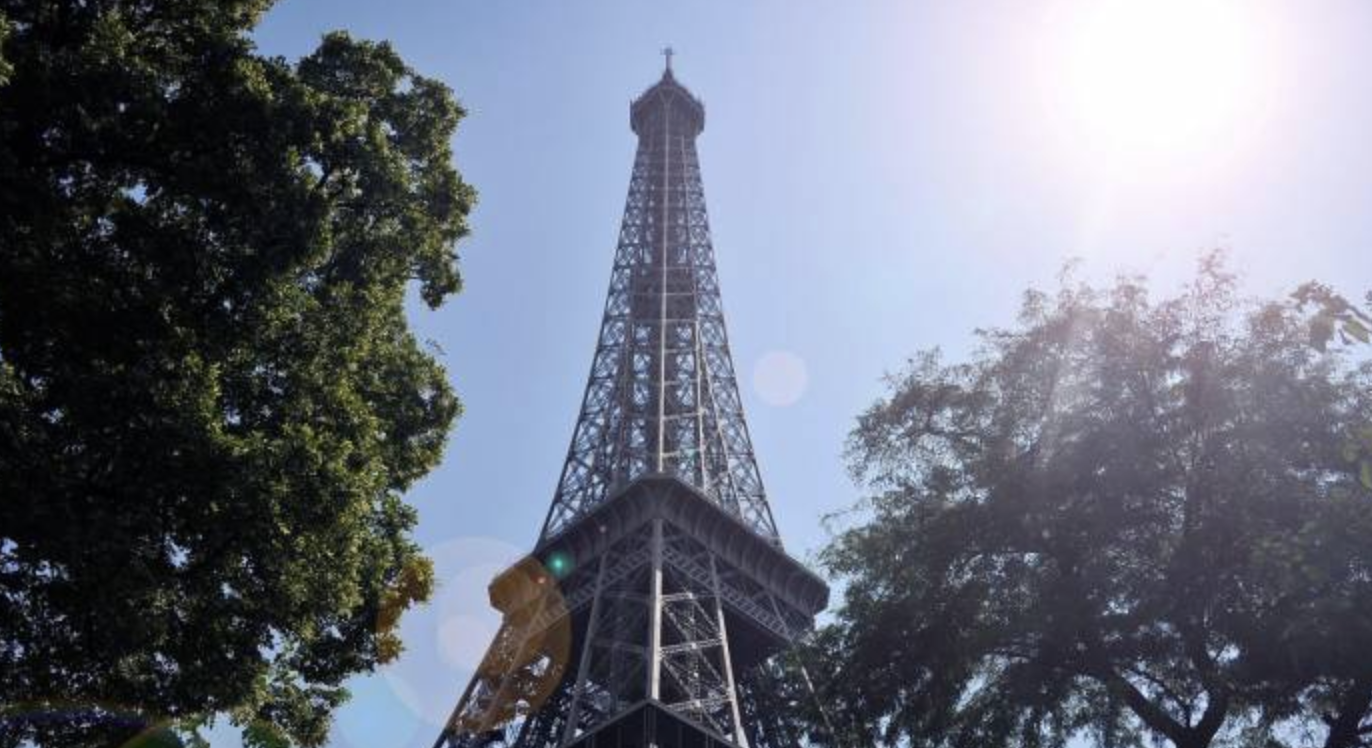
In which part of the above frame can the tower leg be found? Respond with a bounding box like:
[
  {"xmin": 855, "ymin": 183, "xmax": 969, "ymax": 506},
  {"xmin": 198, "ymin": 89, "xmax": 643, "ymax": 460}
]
[
  {"xmin": 710, "ymin": 555, "xmax": 748, "ymax": 748},
  {"xmin": 560, "ymin": 555, "xmax": 609, "ymax": 746},
  {"xmin": 647, "ymin": 518, "xmax": 665, "ymax": 701}
]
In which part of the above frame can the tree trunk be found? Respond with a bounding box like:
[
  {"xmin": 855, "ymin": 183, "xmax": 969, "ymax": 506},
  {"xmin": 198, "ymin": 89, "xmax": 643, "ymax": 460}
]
[{"xmin": 1323, "ymin": 678, "xmax": 1372, "ymax": 748}]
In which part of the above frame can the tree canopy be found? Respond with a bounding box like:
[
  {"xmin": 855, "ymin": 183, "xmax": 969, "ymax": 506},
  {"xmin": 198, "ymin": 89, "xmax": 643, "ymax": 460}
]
[
  {"xmin": 813, "ymin": 259, "xmax": 1372, "ymax": 748},
  {"xmin": 0, "ymin": 2, "xmax": 474, "ymax": 746}
]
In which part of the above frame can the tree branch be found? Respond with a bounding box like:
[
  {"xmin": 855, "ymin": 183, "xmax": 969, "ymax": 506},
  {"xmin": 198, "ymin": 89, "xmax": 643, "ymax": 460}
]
[
  {"xmin": 1323, "ymin": 677, "xmax": 1372, "ymax": 748},
  {"xmin": 1094, "ymin": 666, "xmax": 1190, "ymax": 748}
]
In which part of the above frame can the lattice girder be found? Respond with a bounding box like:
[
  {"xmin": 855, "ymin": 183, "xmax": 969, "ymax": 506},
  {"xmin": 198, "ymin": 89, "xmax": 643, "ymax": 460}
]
[
  {"xmin": 433, "ymin": 477, "xmax": 827, "ymax": 748},
  {"xmin": 434, "ymin": 66, "xmax": 829, "ymax": 748},
  {"xmin": 540, "ymin": 68, "xmax": 778, "ymax": 545}
]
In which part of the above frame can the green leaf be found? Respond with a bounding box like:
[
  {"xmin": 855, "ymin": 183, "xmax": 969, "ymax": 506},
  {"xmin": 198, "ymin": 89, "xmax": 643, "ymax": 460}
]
[{"xmin": 1343, "ymin": 318, "xmax": 1371, "ymax": 344}]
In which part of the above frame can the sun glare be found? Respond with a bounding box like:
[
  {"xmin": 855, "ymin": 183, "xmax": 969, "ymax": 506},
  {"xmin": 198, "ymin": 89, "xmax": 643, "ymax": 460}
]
[{"xmin": 1045, "ymin": 0, "xmax": 1275, "ymax": 168}]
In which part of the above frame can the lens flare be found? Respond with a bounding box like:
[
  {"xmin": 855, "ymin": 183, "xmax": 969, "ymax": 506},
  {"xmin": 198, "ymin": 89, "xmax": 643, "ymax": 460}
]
[
  {"xmin": 545, "ymin": 550, "xmax": 574, "ymax": 579},
  {"xmin": 752, "ymin": 350, "xmax": 809, "ymax": 407}
]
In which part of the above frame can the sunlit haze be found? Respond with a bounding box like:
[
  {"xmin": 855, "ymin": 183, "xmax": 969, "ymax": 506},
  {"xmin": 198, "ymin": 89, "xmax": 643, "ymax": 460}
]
[
  {"xmin": 237, "ymin": 2, "xmax": 1372, "ymax": 746},
  {"xmin": 1042, "ymin": 0, "xmax": 1280, "ymax": 171}
]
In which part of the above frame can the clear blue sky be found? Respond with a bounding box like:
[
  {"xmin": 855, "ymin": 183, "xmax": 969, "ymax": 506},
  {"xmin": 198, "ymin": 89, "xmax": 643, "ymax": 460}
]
[{"xmin": 237, "ymin": 2, "xmax": 1372, "ymax": 746}]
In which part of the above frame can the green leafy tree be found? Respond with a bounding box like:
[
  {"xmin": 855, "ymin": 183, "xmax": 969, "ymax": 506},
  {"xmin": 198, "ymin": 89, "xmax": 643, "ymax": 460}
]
[
  {"xmin": 819, "ymin": 258, "xmax": 1372, "ymax": 748},
  {"xmin": 0, "ymin": 2, "xmax": 474, "ymax": 746},
  {"xmin": 1267, "ymin": 283, "xmax": 1372, "ymax": 748}
]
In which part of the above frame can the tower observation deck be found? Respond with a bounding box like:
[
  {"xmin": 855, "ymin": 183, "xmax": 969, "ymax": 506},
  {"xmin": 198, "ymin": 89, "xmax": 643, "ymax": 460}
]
[{"xmin": 434, "ymin": 59, "xmax": 829, "ymax": 748}]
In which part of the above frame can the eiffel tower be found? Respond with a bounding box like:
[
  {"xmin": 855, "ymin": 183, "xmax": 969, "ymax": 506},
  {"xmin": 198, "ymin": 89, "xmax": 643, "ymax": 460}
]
[{"xmin": 434, "ymin": 54, "xmax": 829, "ymax": 748}]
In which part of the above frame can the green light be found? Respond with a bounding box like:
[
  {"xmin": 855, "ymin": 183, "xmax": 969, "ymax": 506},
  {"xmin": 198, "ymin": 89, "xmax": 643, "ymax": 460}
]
[{"xmin": 547, "ymin": 551, "xmax": 573, "ymax": 579}]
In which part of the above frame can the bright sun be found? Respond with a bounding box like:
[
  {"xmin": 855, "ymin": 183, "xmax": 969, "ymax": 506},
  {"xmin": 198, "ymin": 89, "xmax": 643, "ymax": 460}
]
[{"xmin": 1046, "ymin": 0, "xmax": 1274, "ymax": 167}]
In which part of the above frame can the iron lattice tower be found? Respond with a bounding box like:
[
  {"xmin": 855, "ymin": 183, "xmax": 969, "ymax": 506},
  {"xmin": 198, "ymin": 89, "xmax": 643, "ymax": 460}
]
[{"xmin": 435, "ymin": 58, "xmax": 828, "ymax": 748}]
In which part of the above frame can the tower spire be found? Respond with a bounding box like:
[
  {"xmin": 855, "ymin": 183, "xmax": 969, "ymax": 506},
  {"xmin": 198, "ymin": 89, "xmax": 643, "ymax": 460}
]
[
  {"xmin": 538, "ymin": 65, "xmax": 779, "ymax": 546},
  {"xmin": 661, "ymin": 45, "xmax": 674, "ymax": 75},
  {"xmin": 434, "ymin": 66, "xmax": 828, "ymax": 748}
]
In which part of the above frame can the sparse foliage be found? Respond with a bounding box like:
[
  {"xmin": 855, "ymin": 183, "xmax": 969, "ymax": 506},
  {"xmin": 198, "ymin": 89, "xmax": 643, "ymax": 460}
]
[{"xmin": 816, "ymin": 258, "xmax": 1372, "ymax": 748}]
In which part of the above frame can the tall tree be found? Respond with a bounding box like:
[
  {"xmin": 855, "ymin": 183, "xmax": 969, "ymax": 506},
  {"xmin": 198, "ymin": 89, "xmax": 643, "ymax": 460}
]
[
  {"xmin": 0, "ymin": 2, "xmax": 474, "ymax": 746},
  {"xmin": 820, "ymin": 259, "xmax": 1372, "ymax": 748},
  {"xmin": 1254, "ymin": 283, "xmax": 1372, "ymax": 748}
]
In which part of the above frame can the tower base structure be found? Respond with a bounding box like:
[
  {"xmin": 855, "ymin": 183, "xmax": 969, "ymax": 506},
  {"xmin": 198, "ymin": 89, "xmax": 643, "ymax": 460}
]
[
  {"xmin": 436, "ymin": 477, "xmax": 828, "ymax": 748},
  {"xmin": 564, "ymin": 700, "xmax": 739, "ymax": 748}
]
